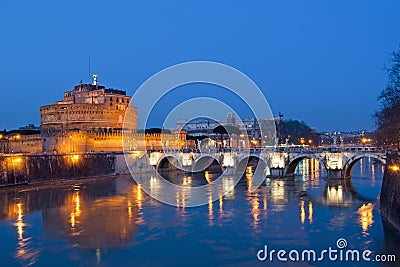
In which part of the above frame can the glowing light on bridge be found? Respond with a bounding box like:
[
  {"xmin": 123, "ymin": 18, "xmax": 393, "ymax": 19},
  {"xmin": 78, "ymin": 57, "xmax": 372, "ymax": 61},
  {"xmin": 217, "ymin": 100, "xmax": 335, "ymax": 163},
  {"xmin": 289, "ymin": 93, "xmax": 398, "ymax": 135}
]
[
  {"xmin": 390, "ymin": 165, "xmax": 399, "ymax": 172},
  {"xmin": 182, "ymin": 154, "xmax": 193, "ymax": 166},
  {"xmin": 149, "ymin": 153, "xmax": 158, "ymax": 166},
  {"xmin": 271, "ymin": 154, "xmax": 285, "ymax": 168},
  {"xmin": 222, "ymin": 153, "xmax": 235, "ymax": 167},
  {"xmin": 361, "ymin": 138, "xmax": 372, "ymax": 144},
  {"xmin": 326, "ymin": 154, "xmax": 343, "ymax": 169}
]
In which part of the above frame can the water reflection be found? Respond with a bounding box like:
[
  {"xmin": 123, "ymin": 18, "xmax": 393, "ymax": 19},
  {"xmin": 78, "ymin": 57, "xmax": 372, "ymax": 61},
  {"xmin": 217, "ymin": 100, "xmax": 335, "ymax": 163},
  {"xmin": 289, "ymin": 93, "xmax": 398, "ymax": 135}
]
[
  {"xmin": 13, "ymin": 201, "xmax": 39, "ymax": 266},
  {"xmin": 267, "ymin": 179, "xmax": 287, "ymax": 211},
  {"xmin": 308, "ymin": 201, "xmax": 313, "ymax": 223},
  {"xmin": 358, "ymin": 203, "xmax": 374, "ymax": 234},
  {"xmin": 222, "ymin": 177, "xmax": 235, "ymax": 199},
  {"xmin": 0, "ymin": 158, "xmax": 398, "ymax": 266},
  {"xmin": 250, "ymin": 191, "xmax": 260, "ymax": 228},
  {"xmin": 39, "ymin": 177, "xmax": 139, "ymax": 251},
  {"xmin": 208, "ymin": 194, "xmax": 213, "ymax": 225},
  {"xmin": 69, "ymin": 190, "xmax": 81, "ymax": 231}
]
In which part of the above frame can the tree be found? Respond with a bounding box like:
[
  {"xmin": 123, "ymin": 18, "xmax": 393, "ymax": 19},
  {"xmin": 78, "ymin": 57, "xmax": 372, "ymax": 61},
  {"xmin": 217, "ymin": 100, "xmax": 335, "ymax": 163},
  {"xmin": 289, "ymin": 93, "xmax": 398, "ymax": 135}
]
[
  {"xmin": 277, "ymin": 119, "xmax": 318, "ymax": 145},
  {"xmin": 212, "ymin": 125, "xmax": 241, "ymax": 148},
  {"xmin": 375, "ymin": 47, "xmax": 400, "ymax": 148},
  {"xmin": 144, "ymin": 128, "xmax": 172, "ymax": 134}
]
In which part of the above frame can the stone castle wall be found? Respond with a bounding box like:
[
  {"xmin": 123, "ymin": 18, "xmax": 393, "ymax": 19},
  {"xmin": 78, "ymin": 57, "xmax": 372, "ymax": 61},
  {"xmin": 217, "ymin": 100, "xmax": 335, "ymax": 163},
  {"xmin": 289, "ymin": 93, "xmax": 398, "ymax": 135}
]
[
  {"xmin": 0, "ymin": 153, "xmax": 119, "ymax": 186},
  {"xmin": 0, "ymin": 152, "xmax": 155, "ymax": 187},
  {"xmin": 0, "ymin": 134, "xmax": 42, "ymax": 154},
  {"xmin": 40, "ymin": 103, "xmax": 137, "ymax": 132}
]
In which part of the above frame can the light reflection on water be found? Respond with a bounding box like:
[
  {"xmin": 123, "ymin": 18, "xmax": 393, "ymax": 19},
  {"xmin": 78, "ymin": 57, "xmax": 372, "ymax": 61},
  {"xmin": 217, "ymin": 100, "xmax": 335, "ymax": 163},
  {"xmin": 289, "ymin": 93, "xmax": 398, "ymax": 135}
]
[{"xmin": 0, "ymin": 158, "xmax": 399, "ymax": 266}]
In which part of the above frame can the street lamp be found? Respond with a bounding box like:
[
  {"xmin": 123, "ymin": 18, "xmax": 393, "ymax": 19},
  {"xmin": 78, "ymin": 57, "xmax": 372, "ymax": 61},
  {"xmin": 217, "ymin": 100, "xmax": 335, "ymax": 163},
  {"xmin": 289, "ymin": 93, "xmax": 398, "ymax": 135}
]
[{"xmin": 390, "ymin": 165, "xmax": 399, "ymax": 172}]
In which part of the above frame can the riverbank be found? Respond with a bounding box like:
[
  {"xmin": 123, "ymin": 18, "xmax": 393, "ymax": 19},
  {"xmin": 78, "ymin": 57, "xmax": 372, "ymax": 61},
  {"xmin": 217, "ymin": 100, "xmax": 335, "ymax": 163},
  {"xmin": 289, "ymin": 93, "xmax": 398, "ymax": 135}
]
[
  {"xmin": 0, "ymin": 151, "xmax": 149, "ymax": 187},
  {"xmin": 380, "ymin": 152, "xmax": 400, "ymax": 231}
]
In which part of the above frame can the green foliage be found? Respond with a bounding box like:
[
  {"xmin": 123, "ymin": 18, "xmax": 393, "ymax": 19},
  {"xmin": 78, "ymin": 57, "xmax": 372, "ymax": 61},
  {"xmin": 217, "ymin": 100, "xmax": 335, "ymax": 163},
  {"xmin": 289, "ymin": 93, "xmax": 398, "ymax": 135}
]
[
  {"xmin": 276, "ymin": 119, "xmax": 318, "ymax": 145},
  {"xmin": 144, "ymin": 128, "xmax": 172, "ymax": 134},
  {"xmin": 212, "ymin": 125, "xmax": 241, "ymax": 135}
]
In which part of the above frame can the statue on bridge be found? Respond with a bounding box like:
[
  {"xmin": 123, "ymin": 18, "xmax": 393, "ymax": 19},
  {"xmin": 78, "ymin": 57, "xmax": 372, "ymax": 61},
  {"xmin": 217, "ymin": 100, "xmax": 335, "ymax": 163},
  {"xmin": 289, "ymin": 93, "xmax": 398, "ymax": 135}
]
[
  {"xmin": 275, "ymin": 137, "xmax": 279, "ymax": 149},
  {"xmin": 332, "ymin": 136, "xmax": 337, "ymax": 148},
  {"xmin": 197, "ymin": 139, "xmax": 201, "ymax": 149}
]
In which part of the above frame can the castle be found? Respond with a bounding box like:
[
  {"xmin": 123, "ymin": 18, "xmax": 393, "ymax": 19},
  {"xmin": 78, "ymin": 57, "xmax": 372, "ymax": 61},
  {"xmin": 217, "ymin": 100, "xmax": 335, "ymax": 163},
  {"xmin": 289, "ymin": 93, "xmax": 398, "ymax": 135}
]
[{"xmin": 0, "ymin": 75, "xmax": 187, "ymax": 154}]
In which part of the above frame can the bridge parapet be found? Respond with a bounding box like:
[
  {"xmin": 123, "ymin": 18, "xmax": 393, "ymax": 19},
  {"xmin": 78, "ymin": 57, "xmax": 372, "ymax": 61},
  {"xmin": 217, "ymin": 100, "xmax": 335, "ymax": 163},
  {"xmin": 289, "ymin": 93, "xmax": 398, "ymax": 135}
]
[{"xmin": 146, "ymin": 147, "xmax": 386, "ymax": 179}]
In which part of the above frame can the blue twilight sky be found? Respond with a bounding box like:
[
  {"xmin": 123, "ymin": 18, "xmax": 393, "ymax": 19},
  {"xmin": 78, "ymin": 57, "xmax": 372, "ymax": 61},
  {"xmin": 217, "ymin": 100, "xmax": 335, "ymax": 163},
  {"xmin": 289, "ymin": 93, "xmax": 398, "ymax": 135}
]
[{"xmin": 0, "ymin": 0, "xmax": 399, "ymax": 132}]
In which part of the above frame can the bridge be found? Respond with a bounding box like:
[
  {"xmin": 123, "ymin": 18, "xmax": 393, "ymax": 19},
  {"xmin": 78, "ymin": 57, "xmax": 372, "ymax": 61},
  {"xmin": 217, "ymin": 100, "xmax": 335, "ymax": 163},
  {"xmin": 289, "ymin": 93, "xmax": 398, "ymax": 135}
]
[{"xmin": 147, "ymin": 146, "xmax": 386, "ymax": 179}]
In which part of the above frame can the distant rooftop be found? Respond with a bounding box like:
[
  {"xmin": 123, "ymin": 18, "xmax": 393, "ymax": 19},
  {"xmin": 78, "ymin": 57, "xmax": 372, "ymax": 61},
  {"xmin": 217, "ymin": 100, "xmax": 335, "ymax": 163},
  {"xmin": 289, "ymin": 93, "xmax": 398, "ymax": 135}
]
[{"xmin": 19, "ymin": 124, "xmax": 40, "ymax": 131}]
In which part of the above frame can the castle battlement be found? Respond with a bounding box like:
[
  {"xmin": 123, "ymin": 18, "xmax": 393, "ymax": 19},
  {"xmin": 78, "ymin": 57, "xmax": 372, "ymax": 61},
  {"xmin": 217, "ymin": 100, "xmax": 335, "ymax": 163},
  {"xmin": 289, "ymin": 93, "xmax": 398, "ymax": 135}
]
[{"xmin": 40, "ymin": 76, "xmax": 138, "ymax": 153}]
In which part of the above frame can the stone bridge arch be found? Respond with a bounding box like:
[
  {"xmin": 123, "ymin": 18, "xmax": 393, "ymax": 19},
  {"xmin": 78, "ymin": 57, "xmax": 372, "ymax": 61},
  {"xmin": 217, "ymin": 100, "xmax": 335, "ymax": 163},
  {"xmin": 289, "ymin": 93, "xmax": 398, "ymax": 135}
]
[
  {"xmin": 235, "ymin": 154, "xmax": 268, "ymax": 177},
  {"xmin": 156, "ymin": 155, "xmax": 182, "ymax": 172},
  {"xmin": 192, "ymin": 155, "xmax": 222, "ymax": 173},
  {"xmin": 343, "ymin": 153, "xmax": 386, "ymax": 178},
  {"xmin": 285, "ymin": 154, "xmax": 327, "ymax": 177}
]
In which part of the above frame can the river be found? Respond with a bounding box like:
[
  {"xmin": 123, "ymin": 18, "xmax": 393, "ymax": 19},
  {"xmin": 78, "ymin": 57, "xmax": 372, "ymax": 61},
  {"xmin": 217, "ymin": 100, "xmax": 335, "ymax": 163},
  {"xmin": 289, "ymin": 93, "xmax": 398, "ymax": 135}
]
[{"xmin": 0, "ymin": 158, "xmax": 399, "ymax": 266}]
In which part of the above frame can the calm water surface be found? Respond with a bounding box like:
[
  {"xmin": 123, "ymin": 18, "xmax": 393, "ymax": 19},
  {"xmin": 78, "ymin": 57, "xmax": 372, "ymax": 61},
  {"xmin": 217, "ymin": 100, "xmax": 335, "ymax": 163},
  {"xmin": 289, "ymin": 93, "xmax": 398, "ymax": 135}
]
[{"xmin": 0, "ymin": 158, "xmax": 399, "ymax": 266}]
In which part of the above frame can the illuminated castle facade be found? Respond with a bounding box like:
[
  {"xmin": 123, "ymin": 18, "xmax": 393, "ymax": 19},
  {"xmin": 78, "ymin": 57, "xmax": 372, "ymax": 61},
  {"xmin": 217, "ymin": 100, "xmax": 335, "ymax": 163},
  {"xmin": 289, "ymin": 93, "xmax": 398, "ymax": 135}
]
[
  {"xmin": 39, "ymin": 75, "xmax": 186, "ymax": 153},
  {"xmin": 40, "ymin": 76, "xmax": 137, "ymax": 153}
]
